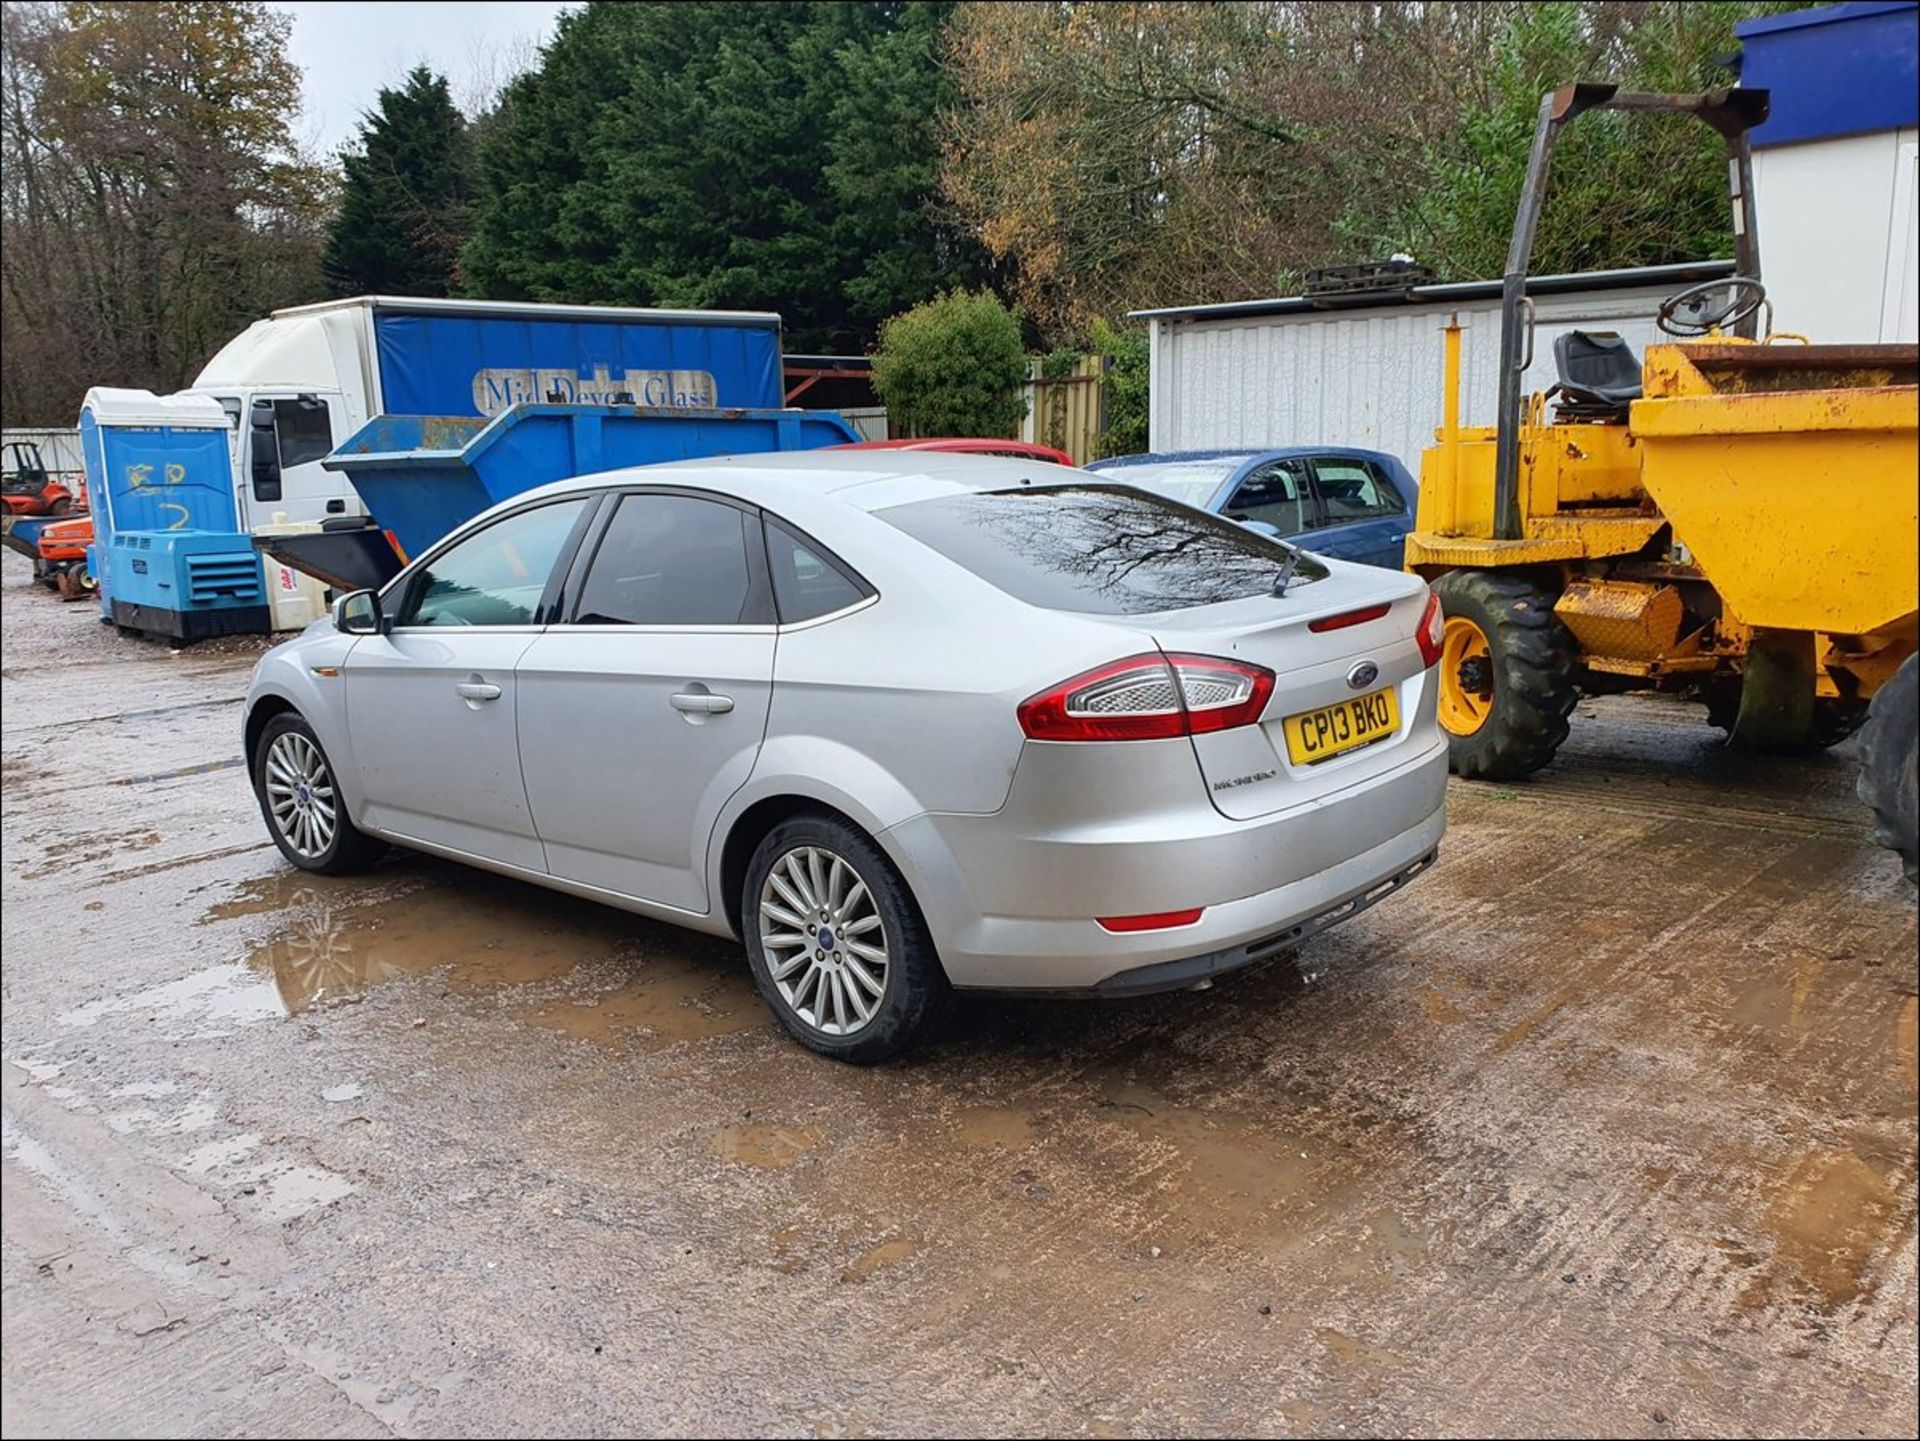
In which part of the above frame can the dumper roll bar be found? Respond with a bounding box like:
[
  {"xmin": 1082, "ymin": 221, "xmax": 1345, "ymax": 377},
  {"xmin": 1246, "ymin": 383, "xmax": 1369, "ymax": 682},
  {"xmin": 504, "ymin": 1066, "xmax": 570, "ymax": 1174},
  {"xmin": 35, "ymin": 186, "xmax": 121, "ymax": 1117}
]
[{"xmin": 1492, "ymin": 83, "xmax": 1771, "ymax": 540}]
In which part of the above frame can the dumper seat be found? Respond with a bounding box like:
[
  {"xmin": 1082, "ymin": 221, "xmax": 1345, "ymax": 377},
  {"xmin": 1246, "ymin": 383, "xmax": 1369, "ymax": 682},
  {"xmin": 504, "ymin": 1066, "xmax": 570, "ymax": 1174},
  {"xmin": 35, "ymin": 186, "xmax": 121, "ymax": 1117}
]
[{"xmin": 1552, "ymin": 331, "xmax": 1642, "ymax": 420}]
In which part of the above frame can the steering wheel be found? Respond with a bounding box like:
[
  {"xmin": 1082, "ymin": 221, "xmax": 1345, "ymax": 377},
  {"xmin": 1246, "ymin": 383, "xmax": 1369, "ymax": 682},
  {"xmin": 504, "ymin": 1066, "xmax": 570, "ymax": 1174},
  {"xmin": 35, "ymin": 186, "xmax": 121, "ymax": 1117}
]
[{"xmin": 1657, "ymin": 276, "xmax": 1768, "ymax": 336}]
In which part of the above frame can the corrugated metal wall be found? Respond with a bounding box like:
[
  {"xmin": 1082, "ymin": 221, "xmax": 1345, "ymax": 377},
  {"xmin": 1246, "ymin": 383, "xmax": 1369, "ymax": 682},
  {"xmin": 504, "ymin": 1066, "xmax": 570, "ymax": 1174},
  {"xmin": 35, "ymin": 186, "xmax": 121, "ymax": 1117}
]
[
  {"xmin": 1147, "ymin": 282, "xmax": 1684, "ymax": 471},
  {"xmin": 2, "ymin": 428, "xmax": 85, "ymax": 475}
]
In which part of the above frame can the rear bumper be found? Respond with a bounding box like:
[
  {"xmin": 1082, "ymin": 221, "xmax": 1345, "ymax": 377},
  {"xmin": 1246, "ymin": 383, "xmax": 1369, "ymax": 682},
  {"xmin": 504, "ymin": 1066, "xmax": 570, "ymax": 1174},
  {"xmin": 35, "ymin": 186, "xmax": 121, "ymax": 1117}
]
[
  {"xmin": 1089, "ymin": 847, "xmax": 1437, "ymax": 996},
  {"xmin": 884, "ymin": 732, "xmax": 1448, "ymax": 990}
]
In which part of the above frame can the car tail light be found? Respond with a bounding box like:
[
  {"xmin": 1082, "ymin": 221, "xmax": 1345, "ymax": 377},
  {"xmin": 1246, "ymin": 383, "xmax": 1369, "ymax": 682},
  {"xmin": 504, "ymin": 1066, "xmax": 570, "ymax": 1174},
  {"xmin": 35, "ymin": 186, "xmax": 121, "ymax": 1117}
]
[
  {"xmin": 1416, "ymin": 591, "xmax": 1444, "ymax": 668},
  {"xmin": 1017, "ymin": 653, "xmax": 1274, "ymax": 742},
  {"xmin": 1308, "ymin": 602, "xmax": 1391, "ymax": 633},
  {"xmin": 1098, "ymin": 908, "xmax": 1204, "ymax": 932}
]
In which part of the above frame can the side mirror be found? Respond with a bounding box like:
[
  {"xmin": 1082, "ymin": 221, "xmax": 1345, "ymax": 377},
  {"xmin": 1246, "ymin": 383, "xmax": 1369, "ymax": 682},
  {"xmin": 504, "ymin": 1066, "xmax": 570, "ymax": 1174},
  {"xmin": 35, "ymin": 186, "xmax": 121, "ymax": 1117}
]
[
  {"xmin": 249, "ymin": 398, "xmax": 282, "ymax": 502},
  {"xmin": 333, "ymin": 588, "xmax": 388, "ymax": 635}
]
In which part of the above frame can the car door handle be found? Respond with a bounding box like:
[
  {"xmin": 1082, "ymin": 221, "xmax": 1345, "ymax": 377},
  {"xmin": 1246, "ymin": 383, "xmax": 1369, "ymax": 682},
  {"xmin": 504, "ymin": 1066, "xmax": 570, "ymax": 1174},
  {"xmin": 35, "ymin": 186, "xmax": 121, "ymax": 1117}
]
[
  {"xmin": 670, "ymin": 692, "xmax": 734, "ymax": 714},
  {"xmin": 456, "ymin": 680, "xmax": 502, "ymax": 702}
]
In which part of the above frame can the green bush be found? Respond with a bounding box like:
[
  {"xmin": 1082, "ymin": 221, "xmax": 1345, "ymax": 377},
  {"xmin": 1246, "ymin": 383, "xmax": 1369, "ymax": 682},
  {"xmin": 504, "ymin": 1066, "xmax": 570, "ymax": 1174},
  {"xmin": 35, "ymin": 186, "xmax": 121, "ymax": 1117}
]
[
  {"xmin": 871, "ymin": 289, "xmax": 1029, "ymax": 438},
  {"xmin": 1091, "ymin": 319, "xmax": 1148, "ymax": 458}
]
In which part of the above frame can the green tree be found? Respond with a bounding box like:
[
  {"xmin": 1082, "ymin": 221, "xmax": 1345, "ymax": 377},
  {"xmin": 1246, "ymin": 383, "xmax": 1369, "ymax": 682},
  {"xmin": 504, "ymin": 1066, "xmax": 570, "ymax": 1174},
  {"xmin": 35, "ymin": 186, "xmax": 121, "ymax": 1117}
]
[
  {"xmin": 1089, "ymin": 320, "xmax": 1149, "ymax": 458},
  {"xmin": 871, "ymin": 289, "xmax": 1027, "ymax": 438},
  {"xmin": 461, "ymin": 1, "xmax": 980, "ymax": 352},
  {"xmin": 323, "ymin": 65, "xmax": 471, "ymax": 297},
  {"xmin": 1, "ymin": 1, "xmax": 330, "ymax": 424},
  {"xmin": 1345, "ymin": 3, "xmax": 1796, "ymax": 279},
  {"xmin": 941, "ymin": 1, "xmax": 1792, "ymax": 337}
]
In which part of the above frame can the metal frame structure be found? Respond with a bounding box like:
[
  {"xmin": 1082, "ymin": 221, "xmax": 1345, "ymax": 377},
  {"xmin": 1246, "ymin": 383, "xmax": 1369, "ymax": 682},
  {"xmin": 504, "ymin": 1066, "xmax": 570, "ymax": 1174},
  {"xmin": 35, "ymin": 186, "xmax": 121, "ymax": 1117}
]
[{"xmin": 1492, "ymin": 83, "xmax": 1771, "ymax": 539}]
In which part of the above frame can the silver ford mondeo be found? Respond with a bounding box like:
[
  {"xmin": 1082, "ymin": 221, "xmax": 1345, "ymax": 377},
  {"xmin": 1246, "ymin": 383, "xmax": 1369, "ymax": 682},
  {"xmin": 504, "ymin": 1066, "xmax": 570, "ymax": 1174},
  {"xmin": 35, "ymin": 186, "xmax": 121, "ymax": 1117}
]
[{"xmin": 244, "ymin": 451, "xmax": 1447, "ymax": 1060}]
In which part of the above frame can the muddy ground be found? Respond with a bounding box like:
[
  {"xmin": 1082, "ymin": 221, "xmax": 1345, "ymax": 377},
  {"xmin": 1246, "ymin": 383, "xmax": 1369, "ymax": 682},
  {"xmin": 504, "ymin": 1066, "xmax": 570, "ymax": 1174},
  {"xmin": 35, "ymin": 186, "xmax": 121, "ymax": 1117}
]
[{"xmin": 2, "ymin": 546, "xmax": 1915, "ymax": 1439}]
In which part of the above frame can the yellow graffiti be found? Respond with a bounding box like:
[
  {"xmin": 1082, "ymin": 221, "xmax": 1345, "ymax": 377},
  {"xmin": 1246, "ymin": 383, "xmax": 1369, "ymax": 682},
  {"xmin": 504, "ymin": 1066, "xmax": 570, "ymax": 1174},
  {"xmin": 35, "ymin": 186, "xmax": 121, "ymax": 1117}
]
[
  {"xmin": 127, "ymin": 463, "xmax": 154, "ymax": 490},
  {"xmin": 160, "ymin": 502, "xmax": 191, "ymax": 531},
  {"xmin": 164, "ymin": 462, "xmax": 185, "ymax": 484}
]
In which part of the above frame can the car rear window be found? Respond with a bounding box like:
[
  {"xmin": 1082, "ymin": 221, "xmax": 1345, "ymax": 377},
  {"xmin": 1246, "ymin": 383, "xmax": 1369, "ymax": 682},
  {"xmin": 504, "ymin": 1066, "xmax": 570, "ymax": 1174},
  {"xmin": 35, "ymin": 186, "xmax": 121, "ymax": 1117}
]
[
  {"xmin": 1092, "ymin": 459, "xmax": 1246, "ymax": 508},
  {"xmin": 876, "ymin": 484, "xmax": 1327, "ymax": 615}
]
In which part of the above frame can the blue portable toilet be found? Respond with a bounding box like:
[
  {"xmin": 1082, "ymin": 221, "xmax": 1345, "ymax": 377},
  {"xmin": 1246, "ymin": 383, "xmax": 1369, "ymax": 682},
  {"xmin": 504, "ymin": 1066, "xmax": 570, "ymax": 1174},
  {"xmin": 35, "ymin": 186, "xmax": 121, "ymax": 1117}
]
[{"xmin": 80, "ymin": 388, "xmax": 267, "ymax": 639}]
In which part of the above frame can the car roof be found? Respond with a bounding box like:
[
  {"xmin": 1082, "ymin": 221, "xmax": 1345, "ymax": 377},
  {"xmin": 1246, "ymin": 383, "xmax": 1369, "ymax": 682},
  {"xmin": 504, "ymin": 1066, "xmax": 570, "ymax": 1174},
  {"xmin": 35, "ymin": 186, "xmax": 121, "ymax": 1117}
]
[
  {"xmin": 830, "ymin": 437, "xmax": 1073, "ymax": 463},
  {"xmin": 508, "ymin": 446, "xmax": 1089, "ymax": 517},
  {"xmin": 1086, "ymin": 445, "xmax": 1400, "ymax": 469}
]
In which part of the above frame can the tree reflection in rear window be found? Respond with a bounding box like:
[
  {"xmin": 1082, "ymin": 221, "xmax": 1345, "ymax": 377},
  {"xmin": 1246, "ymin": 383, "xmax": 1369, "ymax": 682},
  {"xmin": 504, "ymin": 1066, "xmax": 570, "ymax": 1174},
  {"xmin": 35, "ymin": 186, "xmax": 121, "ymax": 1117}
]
[{"xmin": 876, "ymin": 484, "xmax": 1327, "ymax": 615}]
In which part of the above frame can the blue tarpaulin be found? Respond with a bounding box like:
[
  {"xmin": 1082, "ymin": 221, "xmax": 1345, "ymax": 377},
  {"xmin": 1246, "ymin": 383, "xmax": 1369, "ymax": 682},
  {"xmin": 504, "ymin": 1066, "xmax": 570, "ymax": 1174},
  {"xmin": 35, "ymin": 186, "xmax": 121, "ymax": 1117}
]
[{"xmin": 372, "ymin": 311, "xmax": 784, "ymax": 417}]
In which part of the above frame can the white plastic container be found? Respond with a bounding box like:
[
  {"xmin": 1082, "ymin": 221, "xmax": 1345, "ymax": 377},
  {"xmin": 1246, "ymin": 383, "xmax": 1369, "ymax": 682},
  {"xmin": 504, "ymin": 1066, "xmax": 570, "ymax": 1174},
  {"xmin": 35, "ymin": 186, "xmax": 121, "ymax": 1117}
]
[{"xmin": 252, "ymin": 513, "xmax": 330, "ymax": 631}]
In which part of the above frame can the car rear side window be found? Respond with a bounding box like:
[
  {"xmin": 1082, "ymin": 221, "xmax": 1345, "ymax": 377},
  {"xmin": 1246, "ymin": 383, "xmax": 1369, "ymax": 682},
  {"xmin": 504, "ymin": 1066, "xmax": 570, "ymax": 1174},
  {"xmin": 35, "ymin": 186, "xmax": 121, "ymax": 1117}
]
[
  {"xmin": 1223, "ymin": 459, "xmax": 1311, "ymax": 534},
  {"xmin": 574, "ymin": 493, "xmax": 756, "ymax": 626},
  {"xmin": 764, "ymin": 518, "xmax": 871, "ymax": 623},
  {"xmin": 876, "ymin": 484, "xmax": 1326, "ymax": 615},
  {"xmin": 1311, "ymin": 458, "xmax": 1405, "ymax": 522}
]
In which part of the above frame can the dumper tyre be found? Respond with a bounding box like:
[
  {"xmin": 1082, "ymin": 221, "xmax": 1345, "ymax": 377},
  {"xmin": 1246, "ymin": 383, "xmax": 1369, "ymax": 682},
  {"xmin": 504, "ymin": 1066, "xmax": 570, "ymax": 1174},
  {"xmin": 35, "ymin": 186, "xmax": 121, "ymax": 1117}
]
[
  {"xmin": 1431, "ymin": 569, "xmax": 1578, "ymax": 782},
  {"xmin": 742, "ymin": 812, "xmax": 950, "ymax": 1064},
  {"xmin": 252, "ymin": 712, "xmax": 386, "ymax": 876},
  {"xmin": 1856, "ymin": 653, "xmax": 1918, "ymax": 885},
  {"xmin": 1705, "ymin": 684, "xmax": 1866, "ymax": 752},
  {"xmin": 47, "ymin": 496, "xmax": 71, "ymax": 517}
]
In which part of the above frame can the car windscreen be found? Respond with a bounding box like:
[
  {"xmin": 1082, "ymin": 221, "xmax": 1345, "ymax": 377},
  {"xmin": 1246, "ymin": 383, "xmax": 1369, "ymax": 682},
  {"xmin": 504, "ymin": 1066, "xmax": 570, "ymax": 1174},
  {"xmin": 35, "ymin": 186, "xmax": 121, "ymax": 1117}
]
[
  {"xmin": 1092, "ymin": 459, "xmax": 1246, "ymax": 509},
  {"xmin": 876, "ymin": 484, "xmax": 1328, "ymax": 616}
]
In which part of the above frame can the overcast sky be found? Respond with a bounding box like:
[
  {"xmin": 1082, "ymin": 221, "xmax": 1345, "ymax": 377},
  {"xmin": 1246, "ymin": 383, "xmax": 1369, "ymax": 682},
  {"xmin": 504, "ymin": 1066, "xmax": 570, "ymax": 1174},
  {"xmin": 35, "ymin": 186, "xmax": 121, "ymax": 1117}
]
[{"xmin": 283, "ymin": 1, "xmax": 576, "ymax": 156}]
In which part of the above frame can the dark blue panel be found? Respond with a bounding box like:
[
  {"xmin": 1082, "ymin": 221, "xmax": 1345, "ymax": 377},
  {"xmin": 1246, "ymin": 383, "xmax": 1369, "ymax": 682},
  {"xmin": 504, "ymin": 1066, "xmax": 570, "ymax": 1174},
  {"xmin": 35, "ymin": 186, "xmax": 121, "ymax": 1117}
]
[
  {"xmin": 372, "ymin": 312, "xmax": 783, "ymax": 416},
  {"xmin": 1737, "ymin": 2, "xmax": 1918, "ymax": 147}
]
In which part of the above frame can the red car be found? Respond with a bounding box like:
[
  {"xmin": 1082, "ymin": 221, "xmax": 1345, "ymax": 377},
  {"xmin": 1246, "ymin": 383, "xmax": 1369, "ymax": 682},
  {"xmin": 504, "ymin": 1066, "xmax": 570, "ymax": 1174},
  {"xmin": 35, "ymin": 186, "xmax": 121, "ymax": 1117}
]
[{"xmin": 829, "ymin": 437, "xmax": 1075, "ymax": 466}]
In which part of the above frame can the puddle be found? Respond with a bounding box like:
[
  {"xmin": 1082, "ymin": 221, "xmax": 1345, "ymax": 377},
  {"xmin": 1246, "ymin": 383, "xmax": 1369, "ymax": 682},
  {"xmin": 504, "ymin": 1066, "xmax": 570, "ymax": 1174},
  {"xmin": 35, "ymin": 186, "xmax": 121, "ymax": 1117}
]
[
  {"xmin": 714, "ymin": 1123, "xmax": 824, "ymax": 1170},
  {"xmin": 110, "ymin": 1080, "xmax": 179, "ymax": 1100},
  {"xmin": 1750, "ymin": 1146, "xmax": 1900, "ymax": 1310},
  {"xmin": 516, "ymin": 968, "xmax": 762, "ymax": 1050},
  {"xmin": 841, "ymin": 1236, "xmax": 917, "ymax": 1283},
  {"xmin": 180, "ymin": 1134, "xmax": 263, "ymax": 1176},
  {"xmin": 1727, "ymin": 954, "xmax": 1826, "ymax": 1034},
  {"xmin": 250, "ymin": 1164, "xmax": 356, "ymax": 1222},
  {"xmin": 952, "ymin": 1105, "xmax": 1040, "ymax": 1151},
  {"xmin": 204, "ymin": 864, "xmax": 765, "ymax": 1049},
  {"xmin": 217, "ymin": 869, "xmax": 625, "ymax": 1012},
  {"xmin": 1095, "ymin": 1080, "xmax": 1347, "ymax": 1253},
  {"xmin": 21, "ymin": 829, "xmax": 162, "ymax": 880},
  {"xmin": 59, "ymin": 963, "xmax": 286, "ymax": 1032},
  {"xmin": 1317, "ymin": 1326, "xmax": 1400, "ymax": 1369}
]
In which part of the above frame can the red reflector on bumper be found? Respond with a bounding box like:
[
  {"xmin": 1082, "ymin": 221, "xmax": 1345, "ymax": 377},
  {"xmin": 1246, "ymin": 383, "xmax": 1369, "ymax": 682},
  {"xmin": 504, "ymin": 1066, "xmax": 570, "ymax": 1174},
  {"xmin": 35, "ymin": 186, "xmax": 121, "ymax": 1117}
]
[
  {"xmin": 1309, "ymin": 602, "xmax": 1391, "ymax": 633},
  {"xmin": 1097, "ymin": 908, "xmax": 1205, "ymax": 933}
]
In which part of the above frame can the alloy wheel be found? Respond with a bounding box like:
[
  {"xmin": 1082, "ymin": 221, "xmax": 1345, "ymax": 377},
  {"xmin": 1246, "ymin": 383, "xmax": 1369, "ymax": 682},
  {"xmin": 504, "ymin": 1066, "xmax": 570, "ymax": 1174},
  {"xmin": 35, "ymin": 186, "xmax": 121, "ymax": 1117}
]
[
  {"xmin": 757, "ymin": 845, "xmax": 889, "ymax": 1036},
  {"xmin": 264, "ymin": 731, "xmax": 338, "ymax": 859}
]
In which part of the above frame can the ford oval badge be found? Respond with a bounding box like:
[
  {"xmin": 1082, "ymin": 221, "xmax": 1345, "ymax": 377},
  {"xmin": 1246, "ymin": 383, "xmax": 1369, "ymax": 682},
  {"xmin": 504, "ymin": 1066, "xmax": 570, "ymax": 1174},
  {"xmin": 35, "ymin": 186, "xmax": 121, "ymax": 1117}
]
[{"xmin": 1347, "ymin": 660, "xmax": 1380, "ymax": 691}]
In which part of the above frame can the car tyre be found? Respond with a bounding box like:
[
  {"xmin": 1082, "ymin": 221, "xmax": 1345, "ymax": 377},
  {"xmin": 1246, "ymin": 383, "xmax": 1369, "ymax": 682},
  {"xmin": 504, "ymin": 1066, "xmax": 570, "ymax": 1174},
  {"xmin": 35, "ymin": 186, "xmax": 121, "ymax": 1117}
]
[
  {"xmin": 1856, "ymin": 653, "xmax": 1918, "ymax": 885},
  {"xmin": 742, "ymin": 813, "xmax": 949, "ymax": 1063},
  {"xmin": 1431, "ymin": 569, "xmax": 1578, "ymax": 781},
  {"xmin": 252, "ymin": 711, "xmax": 386, "ymax": 875}
]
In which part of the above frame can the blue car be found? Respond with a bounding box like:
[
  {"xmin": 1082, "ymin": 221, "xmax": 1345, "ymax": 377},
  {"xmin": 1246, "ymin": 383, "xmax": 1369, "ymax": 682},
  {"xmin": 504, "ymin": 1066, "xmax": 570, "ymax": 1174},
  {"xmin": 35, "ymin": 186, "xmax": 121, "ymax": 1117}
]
[{"xmin": 1084, "ymin": 446, "xmax": 1417, "ymax": 570}]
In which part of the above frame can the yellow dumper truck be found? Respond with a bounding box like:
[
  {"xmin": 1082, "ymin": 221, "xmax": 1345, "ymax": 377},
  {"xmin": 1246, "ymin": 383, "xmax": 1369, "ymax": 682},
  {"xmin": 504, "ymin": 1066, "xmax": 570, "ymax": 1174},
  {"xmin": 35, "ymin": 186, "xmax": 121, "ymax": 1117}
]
[{"xmin": 1407, "ymin": 85, "xmax": 1919, "ymax": 879}]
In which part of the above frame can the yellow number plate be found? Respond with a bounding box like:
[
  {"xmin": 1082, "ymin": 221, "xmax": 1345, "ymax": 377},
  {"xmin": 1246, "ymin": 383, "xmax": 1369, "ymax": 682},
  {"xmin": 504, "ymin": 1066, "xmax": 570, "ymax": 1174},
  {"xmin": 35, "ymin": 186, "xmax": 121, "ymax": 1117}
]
[{"xmin": 1282, "ymin": 688, "xmax": 1400, "ymax": 766}]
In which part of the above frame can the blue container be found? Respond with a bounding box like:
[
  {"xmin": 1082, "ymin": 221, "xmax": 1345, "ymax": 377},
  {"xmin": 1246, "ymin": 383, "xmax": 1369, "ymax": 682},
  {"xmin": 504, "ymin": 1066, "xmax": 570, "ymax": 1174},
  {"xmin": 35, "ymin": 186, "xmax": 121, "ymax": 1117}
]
[
  {"xmin": 324, "ymin": 403, "xmax": 860, "ymax": 560},
  {"xmin": 1737, "ymin": 2, "xmax": 1918, "ymax": 147},
  {"xmin": 105, "ymin": 529, "xmax": 266, "ymax": 640}
]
